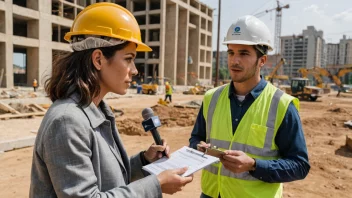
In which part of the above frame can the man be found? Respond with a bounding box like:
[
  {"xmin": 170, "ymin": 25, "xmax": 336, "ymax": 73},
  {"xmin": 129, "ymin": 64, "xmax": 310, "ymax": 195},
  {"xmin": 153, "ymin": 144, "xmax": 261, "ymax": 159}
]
[
  {"xmin": 164, "ymin": 81, "xmax": 172, "ymax": 102},
  {"xmin": 189, "ymin": 15, "xmax": 310, "ymax": 198},
  {"xmin": 32, "ymin": 79, "xmax": 38, "ymax": 92}
]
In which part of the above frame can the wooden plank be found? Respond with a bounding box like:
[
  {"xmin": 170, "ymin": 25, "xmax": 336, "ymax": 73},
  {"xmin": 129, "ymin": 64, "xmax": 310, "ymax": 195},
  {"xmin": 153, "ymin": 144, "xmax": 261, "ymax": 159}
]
[
  {"xmin": 0, "ymin": 111, "xmax": 45, "ymax": 119},
  {"xmin": 29, "ymin": 103, "xmax": 47, "ymax": 112},
  {"xmin": 0, "ymin": 102, "xmax": 21, "ymax": 114}
]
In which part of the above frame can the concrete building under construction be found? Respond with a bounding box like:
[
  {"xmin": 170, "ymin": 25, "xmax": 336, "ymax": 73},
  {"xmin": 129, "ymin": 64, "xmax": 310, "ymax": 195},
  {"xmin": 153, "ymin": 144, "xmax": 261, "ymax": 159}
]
[{"xmin": 0, "ymin": 0, "xmax": 213, "ymax": 88}]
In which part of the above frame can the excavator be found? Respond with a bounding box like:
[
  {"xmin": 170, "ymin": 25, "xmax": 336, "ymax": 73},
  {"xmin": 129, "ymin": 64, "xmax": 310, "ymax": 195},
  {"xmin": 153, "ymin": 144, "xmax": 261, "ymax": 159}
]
[
  {"xmin": 332, "ymin": 67, "xmax": 352, "ymax": 96},
  {"xmin": 264, "ymin": 59, "xmax": 323, "ymax": 101},
  {"xmin": 298, "ymin": 66, "xmax": 352, "ymax": 96},
  {"xmin": 280, "ymin": 77, "xmax": 323, "ymax": 101},
  {"xmin": 297, "ymin": 67, "xmax": 325, "ymax": 88},
  {"xmin": 264, "ymin": 58, "xmax": 289, "ymax": 83},
  {"xmin": 297, "ymin": 67, "xmax": 331, "ymax": 94}
]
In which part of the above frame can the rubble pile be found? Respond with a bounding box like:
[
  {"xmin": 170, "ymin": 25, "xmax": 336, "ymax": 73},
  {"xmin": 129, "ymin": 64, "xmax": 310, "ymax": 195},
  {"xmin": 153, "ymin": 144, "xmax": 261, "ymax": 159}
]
[
  {"xmin": 8, "ymin": 103, "xmax": 35, "ymax": 113},
  {"xmin": 152, "ymin": 105, "xmax": 199, "ymax": 127},
  {"xmin": 115, "ymin": 105, "xmax": 199, "ymax": 136},
  {"xmin": 115, "ymin": 118, "xmax": 146, "ymax": 136}
]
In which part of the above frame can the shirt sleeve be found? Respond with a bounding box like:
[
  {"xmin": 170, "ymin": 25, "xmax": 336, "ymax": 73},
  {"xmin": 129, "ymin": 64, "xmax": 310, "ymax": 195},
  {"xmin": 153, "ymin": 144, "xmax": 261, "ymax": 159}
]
[
  {"xmin": 250, "ymin": 102, "xmax": 311, "ymax": 183},
  {"xmin": 189, "ymin": 104, "xmax": 207, "ymax": 149}
]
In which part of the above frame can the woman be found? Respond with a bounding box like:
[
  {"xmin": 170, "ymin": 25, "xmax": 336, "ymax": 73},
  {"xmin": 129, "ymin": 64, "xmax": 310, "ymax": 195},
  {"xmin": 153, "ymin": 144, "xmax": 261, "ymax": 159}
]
[{"xmin": 30, "ymin": 3, "xmax": 192, "ymax": 198}]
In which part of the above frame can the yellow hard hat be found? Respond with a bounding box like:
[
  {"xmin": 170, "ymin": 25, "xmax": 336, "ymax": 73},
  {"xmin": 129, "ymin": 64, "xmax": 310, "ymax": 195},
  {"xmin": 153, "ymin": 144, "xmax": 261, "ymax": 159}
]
[
  {"xmin": 64, "ymin": 3, "xmax": 151, "ymax": 52},
  {"xmin": 165, "ymin": 82, "xmax": 169, "ymax": 85}
]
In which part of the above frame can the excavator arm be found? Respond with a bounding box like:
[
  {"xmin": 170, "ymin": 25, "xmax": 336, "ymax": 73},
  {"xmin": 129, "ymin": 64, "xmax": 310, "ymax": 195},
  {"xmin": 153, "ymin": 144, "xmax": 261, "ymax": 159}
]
[
  {"xmin": 266, "ymin": 58, "xmax": 287, "ymax": 83},
  {"xmin": 337, "ymin": 68, "xmax": 352, "ymax": 77},
  {"xmin": 297, "ymin": 68, "xmax": 308, "ymax": 78},
  {"xmin": 297, "ymin": 67, "xmax": 328, "ymax": 88}
]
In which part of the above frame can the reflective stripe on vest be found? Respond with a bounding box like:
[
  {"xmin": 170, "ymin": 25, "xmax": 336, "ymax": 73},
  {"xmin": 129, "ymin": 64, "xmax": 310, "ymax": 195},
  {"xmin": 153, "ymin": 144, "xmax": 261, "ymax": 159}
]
[
  {"xmin": 204, "ymin": 86, "xmax": 284, "ymax": 179},
  {"xmin": 206, "ymin": 86, "xmax": 283, "ymax": 154}
]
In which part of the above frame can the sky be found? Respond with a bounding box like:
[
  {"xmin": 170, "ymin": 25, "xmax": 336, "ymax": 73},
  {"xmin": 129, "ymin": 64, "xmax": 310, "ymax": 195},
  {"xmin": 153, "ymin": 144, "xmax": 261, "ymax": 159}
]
[
  {"xmin": 199, "ymin": 0, "xmax": 352, "ymax": 52},
  {"xmin": 13, "ymin": 53, "xmax": 26, "ymax": 68}
]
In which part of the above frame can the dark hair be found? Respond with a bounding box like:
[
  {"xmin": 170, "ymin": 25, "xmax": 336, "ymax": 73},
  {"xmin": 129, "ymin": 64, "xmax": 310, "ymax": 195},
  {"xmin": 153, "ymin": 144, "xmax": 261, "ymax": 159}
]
[
  {"xmin": 253, "ymin": 45, "xmax": 268, "ymax": 59},
  {"xmin": 45, "ymin": 41, "xmax": 130, "ymax": 106}
]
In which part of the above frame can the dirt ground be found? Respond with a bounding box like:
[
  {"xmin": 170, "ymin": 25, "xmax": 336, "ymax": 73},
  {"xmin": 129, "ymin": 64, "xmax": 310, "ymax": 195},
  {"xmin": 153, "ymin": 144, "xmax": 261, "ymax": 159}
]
[{"xmin": 1, "ymin": 92, "xmax": 352, "ymax": 198}]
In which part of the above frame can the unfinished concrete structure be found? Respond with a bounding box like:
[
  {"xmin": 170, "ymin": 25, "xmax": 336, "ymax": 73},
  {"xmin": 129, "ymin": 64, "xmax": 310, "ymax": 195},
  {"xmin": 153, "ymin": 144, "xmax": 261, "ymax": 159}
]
[{"xmin": 0, "ymin": 0, "xmax": 213, "ymax": 88}]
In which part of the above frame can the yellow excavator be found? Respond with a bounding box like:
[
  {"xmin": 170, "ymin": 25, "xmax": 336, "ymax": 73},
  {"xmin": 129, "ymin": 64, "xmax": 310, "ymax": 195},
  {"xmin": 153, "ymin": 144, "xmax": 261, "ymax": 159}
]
[
  {"xmin": 297, "ymin": 67, "xmax": 325, "ymax": 88},
  {"xmin": 298, "ymin": 66, "xmax": 352, "ymax": 96},
  {"xmin": 280, "ymin": 78, "xmax": 323, "ymax": 101},
  {"xmin": 332, "ymin": 67, "xmax": 352, "ymax": 96},
  {"xmin": 265, "ymin": 58, "xmax": 289, "ymax": 83}
]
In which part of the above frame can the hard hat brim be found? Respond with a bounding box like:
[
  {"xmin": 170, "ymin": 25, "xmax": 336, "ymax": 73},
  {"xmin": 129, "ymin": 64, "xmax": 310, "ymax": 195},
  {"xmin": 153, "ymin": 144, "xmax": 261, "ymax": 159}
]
[
  {"xmin": 222, "ymin": 40, "xmax": 273, "ymax": 51},
  {"xmin": 136, "ymin": 42, "xmax": 152, "ymax": 52}
]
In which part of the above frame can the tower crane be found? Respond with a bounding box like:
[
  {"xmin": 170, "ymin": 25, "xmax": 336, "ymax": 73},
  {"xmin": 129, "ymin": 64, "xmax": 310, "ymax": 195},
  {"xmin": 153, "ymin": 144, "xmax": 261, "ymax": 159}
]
[{"xmin": 254, "ymin": 0, "xmax": 289, "ymax": 54}]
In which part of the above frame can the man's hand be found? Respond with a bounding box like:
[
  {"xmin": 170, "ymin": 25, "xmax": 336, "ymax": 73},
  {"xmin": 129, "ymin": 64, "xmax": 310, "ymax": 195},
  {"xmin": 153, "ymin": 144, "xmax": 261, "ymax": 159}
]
[
  {"xmin": 144, "ymin": 139, "xmax": 170, "ymax": 163},
  {"xmin": 220, "ymin": 150, "xmax": 256, "ymax": 173},
  {"xmin": 196, "ymin": 141, "xmax": 211, "ymax": 153}
]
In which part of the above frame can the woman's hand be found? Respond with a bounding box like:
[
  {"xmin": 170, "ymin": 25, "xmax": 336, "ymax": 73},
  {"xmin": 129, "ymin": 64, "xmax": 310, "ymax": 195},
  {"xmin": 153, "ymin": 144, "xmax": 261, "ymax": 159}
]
[
  {"xmin": 157, "ymin": 167, "xmax": 193, "ymax": 195},
  {"xmin": 144, "ymin": 139, "xmax": 170, "ymax": 163}
]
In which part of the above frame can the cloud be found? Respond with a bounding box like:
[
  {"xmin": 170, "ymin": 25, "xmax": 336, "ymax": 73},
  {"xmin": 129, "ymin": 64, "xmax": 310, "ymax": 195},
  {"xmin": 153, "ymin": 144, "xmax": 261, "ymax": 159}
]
[
  {"xmin": 304, "ymin": 4, "xmax": 326, "ymax": 16},
  {"xmin": 333, "ymin": 8, "xmax": 352, "ymax": 22}
]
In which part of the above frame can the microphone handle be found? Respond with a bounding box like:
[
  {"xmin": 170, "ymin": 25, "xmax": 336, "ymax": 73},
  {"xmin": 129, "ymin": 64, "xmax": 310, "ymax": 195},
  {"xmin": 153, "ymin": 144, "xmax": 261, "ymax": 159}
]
[{"xmin": 150, "ymin": 128, "xmax": 166, "ymax": 156}]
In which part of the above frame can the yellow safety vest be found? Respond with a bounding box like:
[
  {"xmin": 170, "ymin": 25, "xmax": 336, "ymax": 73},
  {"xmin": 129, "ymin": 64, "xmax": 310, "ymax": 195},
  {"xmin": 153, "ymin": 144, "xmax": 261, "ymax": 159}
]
[
  {"xmin": 166, "ymin": 85, "xmax": 172, "ymax": 95},
  {"xmin": 201, "ymin": 83, "xmax": 299, "ymax": 198}
]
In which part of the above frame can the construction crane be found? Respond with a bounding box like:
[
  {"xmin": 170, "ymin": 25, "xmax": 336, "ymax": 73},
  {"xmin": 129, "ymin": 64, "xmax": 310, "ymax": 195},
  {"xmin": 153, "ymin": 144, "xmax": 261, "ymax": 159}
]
[{"xmin": 254, "ymin": 0, "xmax": 289, "ymax": 54}]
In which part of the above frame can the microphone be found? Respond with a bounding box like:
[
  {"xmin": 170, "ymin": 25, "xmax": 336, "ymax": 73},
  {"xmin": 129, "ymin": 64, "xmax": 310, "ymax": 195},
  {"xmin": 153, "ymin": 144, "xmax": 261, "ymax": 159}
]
[{"xmin": 141, "ymin": 108, "xmax": 166, "ymax": 156}]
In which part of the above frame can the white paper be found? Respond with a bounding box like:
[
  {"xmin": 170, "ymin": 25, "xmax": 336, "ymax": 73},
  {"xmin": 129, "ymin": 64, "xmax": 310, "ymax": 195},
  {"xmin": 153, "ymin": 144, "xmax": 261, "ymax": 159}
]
[{"xmin": 142, "ymin": 146, "xmax": 219, "ymax": 177}]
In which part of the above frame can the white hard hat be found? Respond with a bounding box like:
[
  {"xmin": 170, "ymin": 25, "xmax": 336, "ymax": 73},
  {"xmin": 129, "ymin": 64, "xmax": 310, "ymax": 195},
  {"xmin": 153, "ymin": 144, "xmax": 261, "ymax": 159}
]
[{"xmin": 223, "ymin": 15, "xmax": 273, "ymax": 51}]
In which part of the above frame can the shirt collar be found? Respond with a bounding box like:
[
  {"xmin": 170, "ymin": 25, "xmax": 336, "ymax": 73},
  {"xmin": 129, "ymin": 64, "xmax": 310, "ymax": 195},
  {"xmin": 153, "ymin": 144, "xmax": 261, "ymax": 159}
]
[
  {"xmin": 70, "ymin": 93, "xmax": 115, "ymax": 128},
  {"xmin": 228, "ymin": 77, "xmax": 267, "ymax": 99}
]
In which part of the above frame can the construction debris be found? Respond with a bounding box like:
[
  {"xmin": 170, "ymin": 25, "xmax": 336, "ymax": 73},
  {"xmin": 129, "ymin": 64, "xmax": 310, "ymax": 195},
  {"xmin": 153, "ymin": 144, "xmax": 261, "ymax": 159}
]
[
  {"xmin": 0, "ymin": 112, "xmax": 46, "ymax": 120},
  {"xmin": 157, "ymin": 98, "xmax": 170, "ymax": 106},
  {"xmin": 151, "ymin": 105, "xmax": 198, "ymax": 127},
  {"xmin": 344, "ymin": 120, "xmax": 352, "ymax": 129},
  {"xmin": 0, "ymin": 102, "xmax": 47, "ymax": 120},
  {"xmin": 182, "ymin": 100, "xmax": 202, "ymax": 107},
  {"xmin": 0, "ymin": 102, "xmax": 21, "ymax": 114}
]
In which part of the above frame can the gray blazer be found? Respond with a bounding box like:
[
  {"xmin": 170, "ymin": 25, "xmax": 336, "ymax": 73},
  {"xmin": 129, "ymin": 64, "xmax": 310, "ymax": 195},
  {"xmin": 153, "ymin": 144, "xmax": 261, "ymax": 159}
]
[{"xmin": 30, "ymin": 94, "xmax": 162, "ymax": 198}]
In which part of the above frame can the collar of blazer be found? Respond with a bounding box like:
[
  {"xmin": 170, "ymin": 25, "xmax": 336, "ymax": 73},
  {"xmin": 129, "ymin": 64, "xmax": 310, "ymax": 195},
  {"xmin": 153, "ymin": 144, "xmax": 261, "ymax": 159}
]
[{"xmin": 69, "ymin": 93, "xmax": 115, "ymax": 128}]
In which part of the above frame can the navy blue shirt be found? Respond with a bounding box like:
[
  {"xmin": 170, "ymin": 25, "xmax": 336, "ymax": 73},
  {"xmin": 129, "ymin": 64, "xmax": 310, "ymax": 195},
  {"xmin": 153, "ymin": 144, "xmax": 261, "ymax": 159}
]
[{"xmin": 189, "ymin": 78, "xmax": 310, "ymax": 183}]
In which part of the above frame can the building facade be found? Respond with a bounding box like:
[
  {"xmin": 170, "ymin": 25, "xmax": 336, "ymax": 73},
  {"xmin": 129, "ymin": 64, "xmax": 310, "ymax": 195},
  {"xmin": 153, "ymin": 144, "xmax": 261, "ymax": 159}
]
[
  {"xmin": 0, "ymin": 0, "xmax": 213, "ymax": 88},
  {"xmin": 326, "ymin": 35, "xmax": 352, "ymax": 84},
  {"xmin": 280, "ymin": 26, "xmax": 325, "ymax": 77},
  {"xmin": 338, "ymin": 35, "xmax": 352, "ymax": 65},
  {"xmin": 326, "ymin": 43, "xmax": 339, "ymax": 66}
]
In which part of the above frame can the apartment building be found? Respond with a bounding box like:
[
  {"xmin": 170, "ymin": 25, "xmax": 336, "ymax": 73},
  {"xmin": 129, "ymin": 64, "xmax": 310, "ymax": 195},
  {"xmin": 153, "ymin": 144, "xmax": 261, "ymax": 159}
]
[
  {"xmin": 280, "ymin": 26, "xmax": 325, "ymax": 77},
  {"xmin": 338, "ymin": 35, "xmax": 352, "ymax": 65},
  {"xmin": 326, "ymin": 35, "xmax": 352, "ymax": 84},
  {"xmin": 0, "ymin": 0, "xmax": 213, "ymax": 88},
  {"xmin": 326, "ymin": 43, "xmax": 339, "ymax": 66}
]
